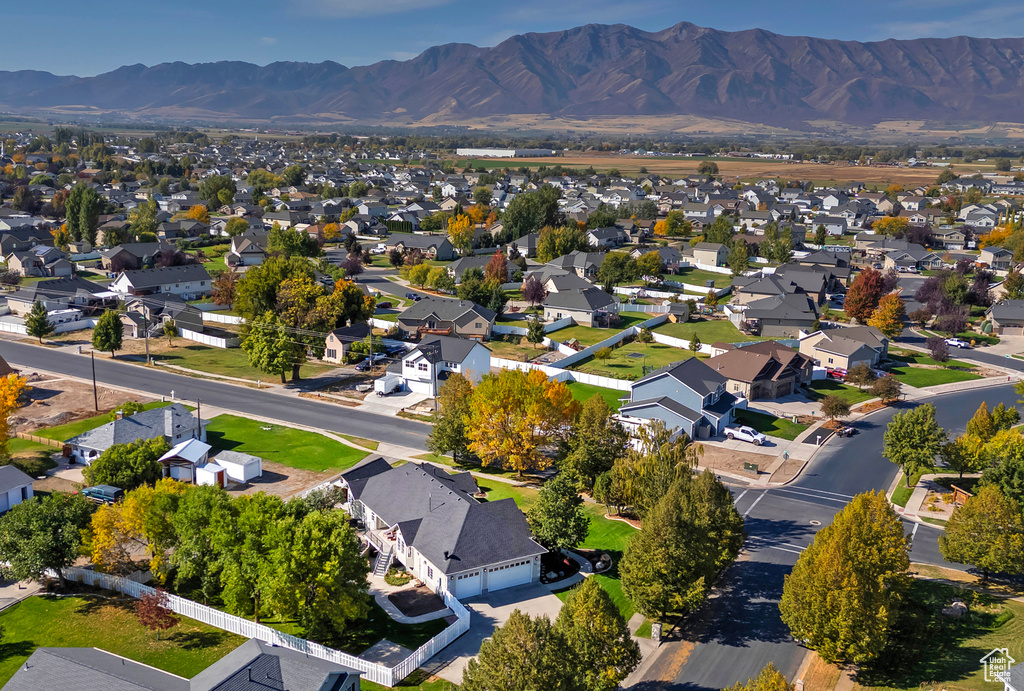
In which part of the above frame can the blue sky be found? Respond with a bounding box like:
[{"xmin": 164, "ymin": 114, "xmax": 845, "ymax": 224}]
[{"xmin": 14, "ymin": 0, "xmax": 1024, "ymax": 75}]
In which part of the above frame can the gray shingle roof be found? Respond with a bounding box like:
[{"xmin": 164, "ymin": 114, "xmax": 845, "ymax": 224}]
[
  {"xmin": 342, "ymin": 460, "xmax": 543, "ymax": 574},
  {"xmin": 634, "ymin": 356, "xmax": 727, "ymax": 397},
  {"xmin": 68, "ymin": 403, "xmax": 198, "ymax": 449},
  {"xmin": 399, "ymin": 297, "xmax": 495, "ymax": 324},
  {"xmin": 410, "ymin": 335, "xmax": 483, "ymax": 364},
  {"xmin": 1003, "ymin": 661, "xmax": 1024, "ymax": 691},
  {"xmin": 119, "ymin": 265, "xmax": 211, "ymax": 290},
  {"xmin": 619, "ymin": 396, "xmax": 701, "ymax": 423},
  {"xmin": 988, "ymin": 299, "xmax": 1024, "ymax": 322},
  {"xmin": 2, "ymin": 647, "xmax": 190, "ymax": 691},
  {"xmin": 0, "ymin": 465, "xmax": 32, "ymax": 494},
  {"xmin": 191, "ymin": 639, "xmax": 359, "ymax": 691},
  {"xmin": 543, "ymin": 287, "xmax": 618, "ymax": 311}
]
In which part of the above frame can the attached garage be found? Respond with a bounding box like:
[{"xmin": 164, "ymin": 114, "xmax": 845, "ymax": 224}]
[
  {"xmin": 485, "ymin": 560, "xmax": 534, "ymax": 593},
  {"xmin": 452, "ymin": 571, "xmax": 482, "ymax": 599}
]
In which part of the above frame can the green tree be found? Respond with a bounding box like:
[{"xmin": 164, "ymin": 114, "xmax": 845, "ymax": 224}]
[
  {"xmin": 426, "ymin": 373, "xmax": 474, "ymax": 463},
  {"xmin": 526, "ymin": 314, "xmax": 546, "ymax": 349},
  {"xmin": 554, "ymin": 577, "xmax": 640, "ymax": 691},
  {"xmin": 109, "ymin": 401, "xmax": 145, "ymax": 421},
  {"xmin": 235, "ymin": 256, "xmax": 316, "ymax": 320},
  {"xmin": 65, "ymin": 184, "xmax": 101, "ymax": 244},
  {"xmin": 728, "ymin": 239, "xmax": 749, "ymax": 276},
  {"xmin": 217, "ymin": 492, "xmax": 287, "ymax": 621},
  {"xmin": 1003, "ymin": 270, "xmax": 1024, "ymax": 300},
  {"xmin": 564, "ymin": 397, "xmax": 629, "ymax": 489},
  {"xmin": 25, "ymin": 301, "xmax": 53, "ymax": 344},
  {"xmin": 688, "ymin": 333, "xmax": 702, "ymax": 354},
  {"xmin": 241, "ymin": 312, "xmax": 297, "ymax": 384},
  {"xmin": 620, "ymin": 472, "xmax": 744, "ymax": 618},
  {"xmin": 966, "ymin": 402, "xmax": 996, "ymax": 442},
  {"xmin": 268, "ymin": 223, "xmax": 319, "ymax": 258},
  {"xmin": 819, "ymin": 395, "xmax": 850, "ymax": 421},
  {"xmin": 83, "ymin": 437, "xmax": 168, "ymax": 490},
  {"xmin": 704, "ymin": 289, "xmax": 719, "ymax": 307},
  {"xmin": 939, "ymin": 485, "xmax": 1024, "ymax": 580},
  {"xmin": 198, "ymin": 175, "xmax": 237, "ymax": 209},
  {"xmin": 844, "ymin": 363, "xmax": 877, "ymax": 391},
  {"xmin": 813, "ymin": 224, "xmax": 827, "ymax": 246},
  {"xmin": 92, "ymin": 309, "xmax": 123, "ymax": 357},
  {"xmin": 462, "ymin": 609, "xmax": 575, "ymax": 691},
  {"xmin": 596, "ymin": 253, "xmax": 636, "ymax": 292},
  {"xmin": 939, "ymin": 437, "xmax": 986, "ymax": 480},
  {"xmin": 127, "ymin": 198, "xmax": 159, "ymax": 238},
  {"xmin": 502, "ymin": 186, "xmax": 563, "ymax": 239},
  {"xmin": 268, "ymin": 509, "xmax": 370, "ymax": 644},
  {"xmin": 882, "ymin": 403, "xmax": 946, "ymax": 485},
  {"xmin": 779, "ymin": 491, "xmax": 910, "ymax": 665},
  {"xmin": 170, "ymin": 484, "xmax": 233, "ymax": 604},
  {"xmin": 697, "ymin": 160, "xmax": 719, "ymax": 176},
  {"xmin": 527, "ymin": 472, "xmax": 590, "ymax": 553},
  {"xmin": 0, "ymin": 492, "xmax": 94, "ymax": 590},
  {"xmin": 224, "ymin": 217, "xmax": 249, "ymax": 236},
  {"xmin": 993, "ymin": 402, "xmax": 1021, "ymax": 431},
  {"xmin": 612, "ymin": 420, "xmax": 701, "ymax": 519},
  {"xmin": 473, "ymin": 186, "xmax": 492, "ymax": 206}
]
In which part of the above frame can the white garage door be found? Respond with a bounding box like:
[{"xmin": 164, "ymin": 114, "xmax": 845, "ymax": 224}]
[
  {"xmin": 453, "ymin": 571, "xmax": 481, "ymax": 598},
  {"xmin": 486, "ymin": 561, "xmax": 532, "ymax": 593}
]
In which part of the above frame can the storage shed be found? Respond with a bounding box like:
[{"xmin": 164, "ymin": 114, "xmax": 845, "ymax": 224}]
[
  {"xmin": 212, "ymin": 450, "xmax": 263, "ymax": 483},
  {"xmin": 196, "ymin": 463, "xmax": 227, "ymax": 488}
]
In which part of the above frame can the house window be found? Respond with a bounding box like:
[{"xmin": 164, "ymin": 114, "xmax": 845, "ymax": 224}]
[
  {"xmin": 475, "ymin": 322, "xmax": 482, "ymax": 328},
  {"xmin": 405, "ymin": 361, "xmax": 414, "ymax": 368},
  {"xmin": 426, "ymin": 566, "xmax": 433, "ymax": 579},
  {"xmin": 827, "ymin": 357, "xmax": 834, "ymax": 364},
  {"xmin": 326, "ymin": 349, "xmax": 337, "ymax": 360},
  {"xmin": 418, "ymin": 362, "xmax": 428, "ymax": 372}
]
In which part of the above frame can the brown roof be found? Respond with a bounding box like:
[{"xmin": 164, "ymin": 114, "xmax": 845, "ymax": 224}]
[
  {"xmin": 705, "ymin": 341, "xmax": 812, "ymax": 384},
  {"xmin": 0, "ymin": 355, "xmax": 14, "ymax": 377}
]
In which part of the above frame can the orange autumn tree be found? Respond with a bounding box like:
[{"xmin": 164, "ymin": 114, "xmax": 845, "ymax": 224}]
[
  {"xmin": 185, "ymin": 205, "xmax": 210, "ymax": 224},
  {"xmin": 467, "ymin": 369, "xmax": 580, "ymax": 477},
  {"xmin": 0, "ymin": 374, "xmax": 28, "ymax": 460}
]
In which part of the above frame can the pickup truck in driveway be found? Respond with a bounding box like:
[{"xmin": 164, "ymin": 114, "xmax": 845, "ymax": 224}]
[{"xmin": 723, "ymin": 425, "xmax": 768, "ymax": 446}]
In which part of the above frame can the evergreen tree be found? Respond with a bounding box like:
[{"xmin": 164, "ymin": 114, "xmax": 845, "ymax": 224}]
[
  {"xmin": 728, "ymin": 239, "xmax": 750, "ymax": 276},
  {"xmin": 527, "ymin": 472, "xmax": 590, "ymax": 553},
  {"xmin": 25, "ymin": 300, "xmax": 54, "ymax": 343}
]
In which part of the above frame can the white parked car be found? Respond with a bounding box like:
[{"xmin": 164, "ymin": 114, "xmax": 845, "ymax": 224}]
[
  {"xmin": 945, "ymin": 338, "xmax": 970, "ymax": 348},
  {"xmin": 724, "ymin": 425, "xmax": 768, "ymax": 446}
]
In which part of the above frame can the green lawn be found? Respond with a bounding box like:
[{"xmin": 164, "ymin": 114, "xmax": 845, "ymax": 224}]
[
  {"xmin": 373, "ymin": 312, "xmax": 399, "ymax": 322},
  {"xmin": 0, "ymin": 595, "xmax": 244, "ymax": 687},
  {"xmin": 204, "ymin": 414, "xmax": 368, "ymax": 472},
  {"xmin": 546, "ymin": 312, "xmax": 653, "ymax": 347},
  {"xmin": 487, "ymin": 337, "xmax": 545, "ymax": 362},
  {"xmin": 478, "ymin": 482, "xmax": 639, "ymax": 622},
  {"xmin": 806, "ymin": 379, "xmax": 876, "ymax": 406},
  {"xmin": 570, "ymin": 344, "xmax": 698, "ymax": 381},
  {"xmin": 889, "ymin": 365, "xmax": 982, "ymax": 388},
  {"xmin": 855, "ymin": 579, "xmax": 1024, "ymax": 691},
  {"xmin": 890, "ymin": 351, "xmax": 973, "ymax": 368},
  {"xmin": 566, "ymin": 382, "xmax": 625, "ymax": 411},
  {"xmin": 32, "ymin": 401, "xmax": 171, "ymax": 442},
  {"xmin": 924, "ymin": 329, "xmax": 1000, "ymax": 346},
  {"xmin": 157, "ymin": 344, "xmax": 336, "ymax": 381},
  {"xmin": 890, "ymin": 470, "xmax": 928, "ymax": 508},
  {"xmin": 733, "ymin": 409, "xmax": 809, "ymax": 441},
  {"xmin": 653, "ymin": 318, "xmax": 761, "ymax": 344},
  {"xmin": 669, "ymin": 267, "xmax": 734, "ymax": 289}
]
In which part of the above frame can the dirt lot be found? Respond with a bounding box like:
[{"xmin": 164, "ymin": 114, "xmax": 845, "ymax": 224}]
[
  {"xmin": 452, "ymin": 152, "xmax": 972, "ymax": 185},
  {"xmin": 11, "ymin": 374, "xmax": 155, "ymax": 434},
  {"xmin": 698, "ymin": 443, "xmax": 774, "ymax": 479},
  {"xmin": 225, "ymin": 460, "xmax": 338, "ymax": 500}
]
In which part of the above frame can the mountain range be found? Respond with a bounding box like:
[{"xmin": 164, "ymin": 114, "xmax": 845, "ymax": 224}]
[{"xmin": 3, "ymin": 22, "xmax": 1024, "ymax": 130}]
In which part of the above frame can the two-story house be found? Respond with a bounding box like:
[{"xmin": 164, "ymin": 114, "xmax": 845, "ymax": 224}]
[
  {"xmin": 691, "ymin": 242, "xmax": 729, "ymax": 267},
  {"xmin": 397, "ymin": 335, "xmax": 491, "ymax": 396},
  {"xmin": 617, "ymin": 357, "xmax": 745, "ymax": 440},
  {"xmin": 338, "ymin": 458, "xmax": 545, "ymax": 598},
  {"xmin": 396, "ymin": 298, "xmax": 495, "ymax": 341}
]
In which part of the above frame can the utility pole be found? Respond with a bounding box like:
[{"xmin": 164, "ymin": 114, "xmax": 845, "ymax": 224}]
[
  {"xmin": 141, "ymin": 311, "xmax": 151, "ymax": 365},
  {"xmin": 90, "ymin": 351, "xmax": 99, "ymax": 411}
]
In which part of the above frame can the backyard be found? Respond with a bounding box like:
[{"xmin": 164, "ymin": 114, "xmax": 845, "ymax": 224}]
[
  {"xmin": 546, "ymin": 311, "xmax": 653, "ymax": 347},
  {"xmin": 569, "ymin": 343, "xmax": 698, "ymax": 380},
  {"xmin": 566, "ymin": 382, "xmax": 625, "ymax": 411},
  {"xmin": 204, "ymin": 414, "xmax": 368, "ymax": 472},
  {"xmin": 653, "ymin": 318, "xmax": 761, "ymax": 345},
  {"xmin": 666, "ymin": 267, "xmax": 734, "ymax": 289},
  {"xmin": 149, "ymin": 344, "xmax": 337, "ymax": 381},
  {"xmin": 0, "ymin": 594, "xmax": 244, "ymax": 686}
]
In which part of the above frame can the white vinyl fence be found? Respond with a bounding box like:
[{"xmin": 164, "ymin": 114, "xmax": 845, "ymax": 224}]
[
  {"xmin": 61, "ymin": 566, "xmax": 470, "ymax": 687},
  {"xmin": 201, "ymin": 312, "xmax": 246, "ymax": 326},
  {"xmin": 493, "ymin": 316, "xmax": 572, "ymax": 337},
  {"xmin": 0, "ymin": 317, "xmax": 97, "ymax": 335},
  {"xmin": 180, "ymin": 328, "xmax": 241, "ymax": 349}
]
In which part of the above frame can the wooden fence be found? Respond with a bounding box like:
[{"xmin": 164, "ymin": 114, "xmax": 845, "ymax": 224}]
[
  {"xmin": 14, "ymin": 432, "xmax": 62, "ymax": 448},
  {"xmin": 60, "ymin": 566, "xmax": 470, "ymax": 687}
]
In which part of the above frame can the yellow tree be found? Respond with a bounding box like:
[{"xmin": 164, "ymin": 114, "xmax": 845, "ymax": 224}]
[
  {"xmin": 51, "ymin": 223, "xmax": 71, "ymax": 250},
  {"xmin": 87, "ymin": 479, "xmax": 186, "ymax": 575},
  {"xmin": 467, "ymin": 369, "xmax": 580, "ymax": 477},
  {"xmin": 872, "ymin": 217, "xmax": 909, "ymax": 237},
  {"xmin": 322, "ymin": 222, "xmax": 340, "ymax": 240},
  {"xmin": 185, "ymin": 205, "xmax": 210, "ymax": 224},
  {"xmin": 0, "ymin": 375, "xmax": 29, "ymax": 460},
  {"xmin": 867, "ymin": 294, "xmax": 906, "ymax": 339},
  {"xmin": 467, "ymin": 204, "xmax": 488, "ymax": 225},
  {"xmin": 448, "ymin": 214, "xmax": 475, "ymax": 253}
]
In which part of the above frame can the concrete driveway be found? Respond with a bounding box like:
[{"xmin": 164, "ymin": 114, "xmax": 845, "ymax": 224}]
[
  {"xmin": 423, "ymin": 584, "xmax": 564, "ymax": 684},
  {"xmin": 356, "ymin": 390, "xmax": 431, "ymax": 415}
]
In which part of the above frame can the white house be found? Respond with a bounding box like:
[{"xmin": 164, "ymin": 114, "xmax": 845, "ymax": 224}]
[
  {"xmin": 67, "ymin": 403, "xmax": 206, "ymax": 464},
  {"xmin": 0, "ymin": 465, "xmax": 33, "ymax": 514},
  {"xmin": 109, "ymin": 264, "xmax": 212, "ymax": 300},
  {"xmin": 339, "ymin": 458, "xmax": 546, "ymax": 599},
  {"xmin": 399, "ymin": 336, "xmax": 491, "ymax": 396}
]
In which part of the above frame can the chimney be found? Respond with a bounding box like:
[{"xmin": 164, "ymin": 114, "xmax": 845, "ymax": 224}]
[
  {"xmin": 115, "ymin": 410, "xmax": 124, "ymax": 420},
  {"xmin": 165, "ymin": 407, "xmax": 173, "ymax": 435}
]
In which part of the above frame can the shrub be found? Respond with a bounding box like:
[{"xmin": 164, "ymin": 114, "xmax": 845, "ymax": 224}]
[
  {"xmin": 595, "ymin": 347, "xmax": 613, "ymax": 360},
  {"xmin": 385, "ymin": 567, "xmax": 412, "ymax": 586}
]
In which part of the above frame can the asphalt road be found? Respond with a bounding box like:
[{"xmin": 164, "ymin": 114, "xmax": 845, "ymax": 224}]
[
  {"xmin": 642, "ymin": 382, "xmax": 1020, "ymax": 691},
  {"xmin": 0, "ymin": 340, "xmax": 431, "ymax": 451}
]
